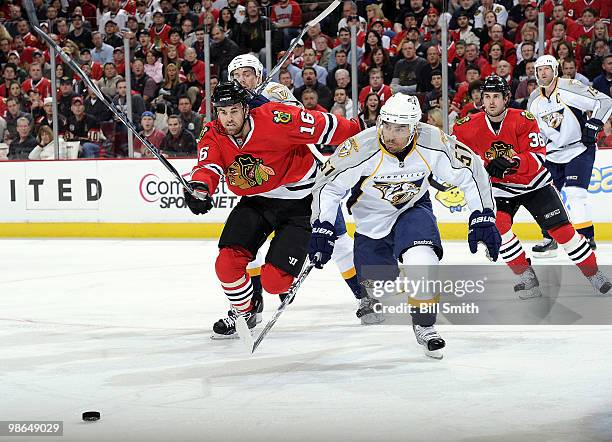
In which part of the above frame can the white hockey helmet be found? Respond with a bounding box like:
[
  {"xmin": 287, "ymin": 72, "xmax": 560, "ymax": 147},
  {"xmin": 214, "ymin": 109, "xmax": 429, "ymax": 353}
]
[
  {"xmin": 378, "ymin": 93, "xmax": 422, "ymax": 126},
  {"xmin": 228, "ymin": 54, "xmax": 264, "ymax": 84},
  {"xmin": 534, "ymin": 55, "xmax": 559, "ymax": 87}
]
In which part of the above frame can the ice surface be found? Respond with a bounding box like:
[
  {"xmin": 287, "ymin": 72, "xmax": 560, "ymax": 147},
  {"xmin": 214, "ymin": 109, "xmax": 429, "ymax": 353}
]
[{"xmin": 1, "ymin": 239, "xmax": 612, "ymax": 442}]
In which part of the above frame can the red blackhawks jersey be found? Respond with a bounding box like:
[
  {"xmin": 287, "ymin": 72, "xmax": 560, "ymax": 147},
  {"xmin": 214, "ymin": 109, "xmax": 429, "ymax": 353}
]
[
  {"xmin": 452, "ymin": 109, "xmax": 552, "ymax": 198},
  {"xmin": 191, "ymin": 102, "xmax": 361, "ymax": 199}
]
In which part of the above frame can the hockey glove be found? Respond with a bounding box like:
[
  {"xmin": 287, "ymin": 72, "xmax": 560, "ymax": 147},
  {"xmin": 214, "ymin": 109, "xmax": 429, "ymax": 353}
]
[
  {"xmin": 582, "ymin": 118, "xmax": 604, "ymax": 148},
  {"xmin": 308, "ymin": 220, "xmax": 337, "ymax": 269},
  {"xmin": 184, "ymin": 182, "xmax": 213, "ymax": 215},
  {"xmin": 486, "ymin": 156, "xmax": 519, "ymax": 179},
  {"xmin": 247, "ymin": 93, "xmax": 270, "ymax": 108},
  {"xmin": 468, "ymin": 209, "xmax": 501, "ymax": 262}
]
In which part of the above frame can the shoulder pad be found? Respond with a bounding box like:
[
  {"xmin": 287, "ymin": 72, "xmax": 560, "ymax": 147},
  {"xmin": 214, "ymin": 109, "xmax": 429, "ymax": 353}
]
[
  {"xmin": 455, "ymin": 115, "xmax": 471, "ymax": 126},
  {"xmin": 521, "ymin": 111, "xmax": 535, "ymax": 121}
]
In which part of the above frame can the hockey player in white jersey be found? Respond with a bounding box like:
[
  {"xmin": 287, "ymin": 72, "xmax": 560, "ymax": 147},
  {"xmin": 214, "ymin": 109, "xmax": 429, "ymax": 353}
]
[
  {"xmin": 309, "ymin": 93, "xmax": 501, "ymax": 358},
  {"xmin": 227, "ymin": 54, "xmax": 383, "ymax": 325},
  {"xmin": 528, "ymin": 55, "xmax": 612, "ymax": 256}
]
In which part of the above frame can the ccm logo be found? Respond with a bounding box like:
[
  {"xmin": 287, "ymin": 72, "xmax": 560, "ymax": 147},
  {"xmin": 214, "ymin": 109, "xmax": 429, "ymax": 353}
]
[{"xmin": 544, "ymin": 208, "xmax": 561, "ymax": 219}]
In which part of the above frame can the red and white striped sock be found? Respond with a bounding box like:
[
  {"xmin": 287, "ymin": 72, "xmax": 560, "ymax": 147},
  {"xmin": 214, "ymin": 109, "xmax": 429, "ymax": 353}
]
[
  {"xmin": 221, "ymin": 274, "xmax": 253, "ymax": 314},
  {"xmin": 550, "ymin": 224, "xmax": 598, "ymax": 277},
  {"xmin": 499, "ymin": 231, "xmax": 530, "ymax": 274}
]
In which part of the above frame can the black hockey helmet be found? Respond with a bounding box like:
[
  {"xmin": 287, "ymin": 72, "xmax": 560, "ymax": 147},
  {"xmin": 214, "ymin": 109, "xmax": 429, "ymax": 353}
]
[
  {"xmin": 211, "ymin": 81, "xmax": 250, "ymax": 108},
  {"xmin": 480, "ymin": 75, "xmax": 510, "ymax": 98}
]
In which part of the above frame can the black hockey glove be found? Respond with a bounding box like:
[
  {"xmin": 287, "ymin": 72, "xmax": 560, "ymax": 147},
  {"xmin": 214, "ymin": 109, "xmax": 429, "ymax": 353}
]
[
  {"xmin": 582, "ymin": 118, "xmax": 604, "ymax": 148},
  {"xmin": 308, "ymin": 220, "xmax": 337, "ymax": 269},
  {"xmin": 247, "ymin": 93, "xmax": 270, "ymax": 109},
  {"xmin": 468, "ymin": 209, "xmax": 501, "ymax": 262},
  {"xmin": 486, "ymin": 156, "xmax": 519, "ymax": 179},
  {"xmin": 184, "ymin": 182, "xmax": 213, "ymax": 215}
]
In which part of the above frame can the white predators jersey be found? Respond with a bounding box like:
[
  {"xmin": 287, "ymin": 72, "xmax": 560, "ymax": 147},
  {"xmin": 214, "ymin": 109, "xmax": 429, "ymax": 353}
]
[
  {"xmin": 527, "ymin": 78, "xmax": 612, "ymax": 164},
  {"xmin": 261, "ymin": 82, "xmax": 302, "ymax": 107},
  {"xmin": 311, "ymin": 124, "xmax": 495, "ymax": 239}
]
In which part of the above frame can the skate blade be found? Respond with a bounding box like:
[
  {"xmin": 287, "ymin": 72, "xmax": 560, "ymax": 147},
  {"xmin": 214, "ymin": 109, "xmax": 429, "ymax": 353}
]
[
  {"xmin": 360, "ymin": 313, "xmax": 385, "ymax": 325},
  {"xmin": 532, "ymin": 250, "xmax": 558, "ymax": 258},
  {"xmin": 423, "ymin": 348, "xmax": 443, "ymax": 359},
  {"xmin": 518, "ymin": 288, "xmax": 543, "ymax": 300},
  {"xmin": 210, "ymin": 332, "xmax": 240, "ymax": 340}
]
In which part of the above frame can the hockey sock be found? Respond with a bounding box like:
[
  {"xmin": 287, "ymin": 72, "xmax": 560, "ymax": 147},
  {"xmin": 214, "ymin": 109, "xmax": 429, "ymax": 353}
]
[
  {"xmin": 576, "ymin": 224, "xmax": 595, "ymax": 241},
  {"xmin": 549, "ymin": 224, "xmax": 598, "ymax": 277},
  {"xmin": 565, "ymin": 186, "xmax": 593, "ymax": 239},
  {"xmin": 344, "ymin": 273, "xmax": 366, "ymax": 299},
  {"xmin": 216, "ymin": 247, "xmax": 254, "ymax": 313},
  {"xmin": 499, "ymin": 231, "xmax": 530, "ymax": 275},
  {"xmin": 401, "ymin": 246, "xmax": 439, "ymax": 327}
]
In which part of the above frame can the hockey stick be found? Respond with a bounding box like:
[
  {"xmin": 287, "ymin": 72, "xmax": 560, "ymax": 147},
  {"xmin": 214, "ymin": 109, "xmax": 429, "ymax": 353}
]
[
  {"xmin": 236, "ymin": 260, "xmax": 316, "ymax": 354},
  {"xmin": 21, "ymin": 0, "xmax": 202, "ymax": 199},
  {"xmin": 254, "ymin": 0, "xmax": 341, "ymax": 95}
]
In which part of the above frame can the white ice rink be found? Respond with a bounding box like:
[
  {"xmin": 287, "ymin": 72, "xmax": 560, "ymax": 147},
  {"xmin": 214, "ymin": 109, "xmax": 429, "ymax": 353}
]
[{"xmin": 2, "ymin": 239, "xmax": 612, "ymax": 442}]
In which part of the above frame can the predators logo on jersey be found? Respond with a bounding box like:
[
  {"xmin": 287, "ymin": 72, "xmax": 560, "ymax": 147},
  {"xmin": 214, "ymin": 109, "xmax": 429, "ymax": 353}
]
[
  {"xmin": 272, "ymin": 110, "xmax": 292, "ymax": 124},
  {"xmin": 541, "ymin": 109, "xmax": 564, "ymax": 130},
  {"xmin": 373, "ymin": 180, "xmax": 421, "ymax": 207},
  {"xmin": 338, "ymin": 138, "xmax": 359, "ymax": 158},
  {"xmin": 226, "ymin": 154, "xmax": 276, "ymax": 189},
  {"xmin": 434, "ymin": 183, "xmax": 467, "ymax": 213},
  {"xmin": 485, "ymin": 141, "xmax": 517, "ymax": 160}
]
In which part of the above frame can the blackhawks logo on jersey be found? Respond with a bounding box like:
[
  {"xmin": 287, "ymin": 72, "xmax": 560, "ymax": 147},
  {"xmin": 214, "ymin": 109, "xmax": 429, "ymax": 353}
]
[
  {"xmin": 373, "ymin": 180, "xmax": 421, "ymax": 207},
  {"xmin": 455, "ymin": 115, "xmax": 471, "ymax": 126},
  {"xmin": 521, "ymin": 111, "xmax": 535, "ymax": 121},
  {"xmin": 226, "ymin": 154, "xmax": 276, "ymax": 189},
  {"xmin": 272, "ymin": 110, "xmax": 292, "ymax": 124},
  {"xmin": 485, "ymin": 141, "xmax": 516, "ymax": 160}
]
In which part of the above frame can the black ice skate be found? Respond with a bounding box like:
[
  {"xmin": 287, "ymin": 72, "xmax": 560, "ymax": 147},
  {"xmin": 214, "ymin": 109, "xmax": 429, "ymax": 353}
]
[
  {"xmin": 514, "ymin": 266, "xmax": 542, "ymax": 300},
  {"xmin": 413, "ymin": 325, "xmax": 445, "ymax": 359},
  {"xmin": 212, "ymin": 308, "xmax": 257, "ymax": 340},
  {"xmin": 226, "ymin": 295, "xmax": 263, "ymax": 325},
  {"xmin": 356, "ymin": 296, "xmax": 384, "ymax": 325},
  {"xmin": 532, "ymin": 238, "xmax": 558, "ymax": 258},
  {"xmin": 587, "ymin": 271, "xmax": 612, "ymax": 295}
]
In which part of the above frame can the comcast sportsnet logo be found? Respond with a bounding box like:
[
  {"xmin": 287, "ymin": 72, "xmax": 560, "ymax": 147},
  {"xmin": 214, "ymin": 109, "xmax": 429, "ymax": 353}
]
[{"xmin": 139, "ymin": 172, "xmax": 191, "ymax": 209}]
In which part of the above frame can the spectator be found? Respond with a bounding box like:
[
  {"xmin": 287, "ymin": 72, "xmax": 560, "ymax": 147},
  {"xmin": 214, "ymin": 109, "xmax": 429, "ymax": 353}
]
[
  {"xmin": 474, "ymin": 0, "xmax": 508, "ymax": 30},
  {"xmin": 582, "ymin": 38, "xmax": 609, "ymax": 80},
  {"xmin": 159, "ymin": 115, "xmax": 197, "ymax": 157},
  {"xmin": 359, "ymin": 92, "xmax": 381, "ymax": 128},
  {"xmin": 36, "ymin": 97, "xmax": 67, "ymax": 133},
  {"xmin": 84, "ymin": 87, "xmax": 113, "ymax": 122},
  {"xmin": 593, "ymin": 55, "xmax": 612, "ymax": 97},
  {"xmin": 237, "ymin": 0, "xmax": 279, "ymax": 58},
  {"xmin": 482, "ymin": 24, "xmax": 517, "ymax": 66},
  {"xmin": 178, "ymin": 95, "xmax": 203, "ymax": 137},
  {"xmin": 402, "ymin": 0, "xmax": 427, "ymax": 26},
  {"xmin": 481, "ymin": 41, "xmax": 504, "ymax": 77},
  {"xmin": 27, "ymin": 90, "xmax": 45, "ymax": 120},
  {"xmin": 66, "ymin": 96, "xmax": 102, "ymax": 158},
  {"xmin": 334, "ymin": 69, "xmax": 352, "ymax": 97},
  {"xmin": 200, "ymin": 0, "xmax": 220, "ymax": 24},
  {"xmin": 8, "ymin": 82, "xmax": 28, "ymax": 111},
  {"xmin": 175, "ymin": 0, "xmax": 199, "ymax": 28},
  {"xmin": 515, "ymin": 77, "xmax": 538, "ymax": 109},
  {"xmin": 134, "ymin": 111, "xmax": 166, "ymax": 157},
  {"xmin": 103, "ymin": 20, "xmax": 124, "ymax": 48},
  {"xmin": 218, "ymin": 7, "xmax": 239, "ymax": 42},
  {"xmin": 449, "ymin": 0, "xmax": 479, "ymax": 31},
  {"xmin": 424, "ymin": 70, "xmax": 443, "ymax": 112},
  {"xmin": 21, "ymin": 63, "xmax": 51, "ymax": 98},
  {"xmin": 358, "ymin": 68, "xmax": 392, "ymax": 107},
  {"xmin": 294, "ymin": 48, "xmax": 328, "ymax": 88},
  {"xmin": 450, "ymin": 11, "xmax": 479, "ymax": 47},
  {"xmin": 97, "ymin": 63, "xmax": 124, "ymax": 98},
  {"xmin": 226, "ymin": 0, "xmax": 247, "ymax": 24},
  {"xmin": 278, "ymin": 68, "xmax": 295, "ymax": 92},
  {"xmin": 561, "ymin": 59, "xmax": 589, "ymax": 85},
  {"xmin": 294, "ymin": 67, "xmax": 333, "ymax": 109},
  {"xmin": 333, "ymin": 87, "xmax": 355, "ymax": 118},
  {"xmin": 545, "ymin": 21, "xmax": 574, "ymax": 57},
  {"xmin": 337, "ymin": 1, "xmax": 367, "ymax": 33},
  {"xmin": 452, "ymin": 64, "xmax": 481, "ymax": 110},
  {"xmin": 514, "ymin": 41, "xmax": 535, "ymax": 79},
  {"xmin": 8, "ymin": 117, "xmax": 37, "ymax": 160},
  {"xmin": 210, "ymin": 25, "xmax": 240, "ymax": 80},
  {"xmin": 458, "ymin": 80, "xmax": 483, "ymax": 118},
  {"xmin": 79, "ymin": 48, "xmax": 104, "ymax": 80},
  {"xmin": 113, "ymin": 79, "xmax": 146, "ymax": 125},
  {"xmin": 28, "ymin": 125, "xmax": 69, "ymax": 160},
  {"xmin": 544, "ymin": 5, "xmax": 580, "ymax": 40},
  {"xmin": 390, "ymin": 40, "xmax": 427, "ymax": 94},
  {"xmin": 327, "ymin": 49, "xmax": 351, "ymax": 89},
  {"xmin": 150, "ymin": 10, "xmax": 172, "ymax": 50},
  {"xmin": 426, "ymin": 108, "xmax": 444, "ymax": 130},
  {"xmin": 359, "ymin": 31, "xmax": 384, "ymax": 74},
  {"xmin": 5, "ymin": 97, "xmax": 33, "ymax": 139},
  {"xmin": 0, "ymin": 64, "xmax": 18, "ymax": 98},
  {"xmin": 91, "ymin": 31, "xmax": 114, "ymax": 64},
  {"xmin": 301, "ymin": 88, "xmax": 327, "ymax": 112},
  {"xmin": 514, "ymin": 5, "xmax": 538, "ymax": 44},
  {"xmin": 131, "ymin": 58, "xmax": 159, "ymax": 104},
  {"xmin": 328, "ymin": 27, "xmax": 364, "ymax": 73},
  {"xmin": 58, "ymin": 77, "xmax": 78, "ymax": 118},
  {"xmin": 135, "ymin": 1, "xmax": 154, "ymax": 30},
  {"xmin": 506, "ymin": 0, "xmax": 530, "ymax": 33},
  {"xmin": 304, "ymin": 23, "xmax": 334, "ymax": 51},
  {"xmin": 68, "ymin": 14, "xmax": 93, "ymax": 49},
  {"xmin": 496, "ymin": 60, "xmax": 518, "ymax": 96},
  {"xmin": 366, "ymin": 47, "xmax": 393, "ymax": 87},
  {"xmin": 98, "ymin": 0, "xmax": 128, "ymax": 34},
  {"xmin": 144, "ymin": 50, "xmax": 164, "ymax": 84},
  {"xmin": 314, "ymin": 36, "xmax": 332, "ymax": 71},
  {"xmin": 419, "ymin": 45, "xmax": 455, "ymax": 93},
  {"xmin": 271, "ymin": 0, "xmax": 302, "ymax": 50}
]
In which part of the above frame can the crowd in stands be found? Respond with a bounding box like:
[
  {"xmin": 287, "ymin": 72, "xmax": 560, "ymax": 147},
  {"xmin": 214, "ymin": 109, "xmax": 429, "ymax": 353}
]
[{"xmin": 0, "ymin": 0, "xmax": 610, "ymax": 160}]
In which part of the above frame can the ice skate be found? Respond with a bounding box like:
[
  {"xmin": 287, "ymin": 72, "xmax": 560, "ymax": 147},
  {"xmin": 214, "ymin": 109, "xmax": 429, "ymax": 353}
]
[
  {"xmin": 532, "ymin": 238, "xmax": 558, "ymax": 258},
  {"xmin": 514, "ymin": 266, "xmax": 542, "ymax": 299},
  {"xmin": 212, "ymin": 308, "xmax": 257, "ymax": 339},
  {"xmin": 588, "ymin": 237, "xmax": 597, "ymax": 250},
  {"xmin": 413, "ymin": 325, "xmax": 445, "ymax": 359},
  {"xmin": 226, "ymin": 295, "xmax": 263, "ymax": 324},
  {"xmin": 587, "ymin": 271, "xmax": 612, "ymax": 295},
  {"xmin": 356, "ymin": 296, "xmax": 384, "ymax": 325}
]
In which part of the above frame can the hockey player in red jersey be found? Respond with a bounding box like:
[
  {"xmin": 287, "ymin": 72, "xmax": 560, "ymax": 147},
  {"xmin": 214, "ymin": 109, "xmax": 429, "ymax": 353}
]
[
  {"xmin": 184, "ymin": 82, "xmax": 362, "ymax": 338},
  {"xmin": 453, "ymin": 75, "xmax": 611, "ymax": 298}
]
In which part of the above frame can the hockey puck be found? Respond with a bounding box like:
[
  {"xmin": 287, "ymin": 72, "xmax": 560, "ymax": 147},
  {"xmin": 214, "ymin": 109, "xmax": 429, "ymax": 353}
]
[{"xmin": 82, "ymin": 411, "xmax": 100, "ymax": 421}]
